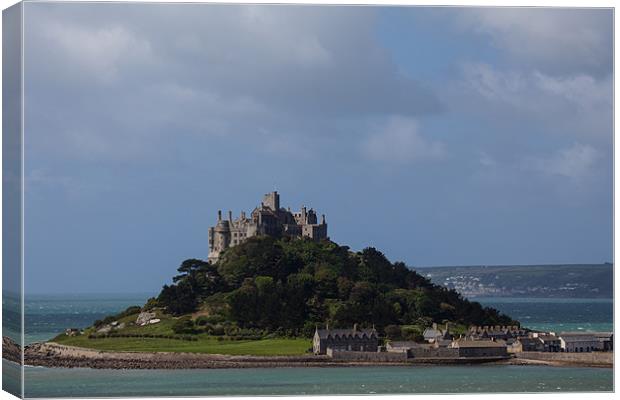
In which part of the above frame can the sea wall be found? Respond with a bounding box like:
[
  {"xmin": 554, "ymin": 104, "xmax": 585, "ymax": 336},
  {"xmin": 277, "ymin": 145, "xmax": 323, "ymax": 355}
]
[
  {"xmin": 327, "ymin": 349, "xmax": 408, "ymax": 362},
  {"xmin": 517, "ymin": 351, "xmax": 613, "ymax": 365},
  {"xmin": 409, "ymin": 347, "xmax": 458, "ymax": 358}
]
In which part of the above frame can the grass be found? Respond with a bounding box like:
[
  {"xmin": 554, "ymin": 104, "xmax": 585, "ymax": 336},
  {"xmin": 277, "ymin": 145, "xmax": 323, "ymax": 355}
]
[{"xmin": 53, "ymin": 334, "xmax": 311, "ymax": 356}]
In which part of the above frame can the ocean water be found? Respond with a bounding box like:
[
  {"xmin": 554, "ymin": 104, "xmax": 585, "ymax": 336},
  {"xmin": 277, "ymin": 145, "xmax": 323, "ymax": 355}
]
[
  {"xmin": 23, "ymin": 293, "xmax": 152, "ymax": 344},
  {"xmin": 16, "ymin": 363, "xmax": 613, "ymax": 397},
  {"xmin": 4, "ymin": 294, "xmax": 614, "ymax": 396},
  {"xmin": 476, "ymin": 297, "xmax": 613, "ymax": 333}
]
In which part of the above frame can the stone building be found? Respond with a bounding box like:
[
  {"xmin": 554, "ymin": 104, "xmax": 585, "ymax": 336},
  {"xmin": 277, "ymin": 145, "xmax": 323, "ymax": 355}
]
[
  {"xmin": 536, "ymin": 334, "xmax": 561, "ymax": 352},
  {"xmin": 313, "ymin": 325, "xmax": 378, "ymax": 355},
  {"xmin": 449, "ymin": 339, "xmax": 508, "ymax": 358},
  {"xmin": 559, "ymin": 334, "xmax": 604, "ymax": 352},
  {"xmin": 208, "ymin": 191, "xmax": 328, "ymax": 262},
  {"xmin": 517, "ymin": 337, "xmax": 544, "ymax": 352}
]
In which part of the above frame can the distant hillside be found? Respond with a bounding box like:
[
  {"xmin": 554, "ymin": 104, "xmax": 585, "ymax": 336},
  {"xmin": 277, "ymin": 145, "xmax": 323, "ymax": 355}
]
[{"xmin": 417, "ymin": 264, "xmax": 613, "ymax": 298}]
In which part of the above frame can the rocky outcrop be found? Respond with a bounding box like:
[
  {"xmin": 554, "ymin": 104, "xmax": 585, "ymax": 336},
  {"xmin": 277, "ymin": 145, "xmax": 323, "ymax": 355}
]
[
  {"xmin": 136, "ymin": 312, "xmax": 157, "ymax": 326},
  {"xmin": 2, "ymin": 336, "xmax": 22, "ymax": 364}
]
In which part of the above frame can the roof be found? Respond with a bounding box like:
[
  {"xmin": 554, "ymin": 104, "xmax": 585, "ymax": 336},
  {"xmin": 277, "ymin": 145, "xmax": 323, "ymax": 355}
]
[
  {"xmin": 388, "ymin": 341, "xmax": 430, "ymax": 349},
  {"xmin": 560, "ymin": 331, "xmax": 612, "ymax": 337},
  {"xmin": 518, "ymin": 338, "xmax": 541, "ymax": 345},
  {"xmin": 560, "ymin": 334, "xmax": 598, "ymax": 342},
  {"xmin": 315, "ymin": 328, "xmax": 377, "ymax": 340},
  {"xmin": 537, "ymin": 335, "xmax": 560, "ymax": 342},
  {"xmin": 453, "ymin": 340, "xmax": 506, "ymax": 348},
  {"xmin": 423, "ymin": 328, "xmax": 443, "ymax": 339}
]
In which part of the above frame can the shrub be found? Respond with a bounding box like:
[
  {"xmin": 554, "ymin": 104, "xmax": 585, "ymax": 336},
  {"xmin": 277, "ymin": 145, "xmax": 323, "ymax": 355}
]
[{"xmin": 172, "ymin": 316, "xmax": 197, "ymax": 334}]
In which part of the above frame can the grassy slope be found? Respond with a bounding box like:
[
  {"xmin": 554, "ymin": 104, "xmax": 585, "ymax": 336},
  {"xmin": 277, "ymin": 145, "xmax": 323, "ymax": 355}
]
[
  {"xmin": 52, "ymin": 311, "xmax": 311, "ymax": 355},
  {"xmin": 53, "ymin": 334, "xmax": 311, "ymax": 355}
]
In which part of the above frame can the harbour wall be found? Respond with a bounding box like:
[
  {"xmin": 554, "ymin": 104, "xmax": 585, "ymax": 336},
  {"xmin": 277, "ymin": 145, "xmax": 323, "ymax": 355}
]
[{"xmin": 517, "ymin": 351, "xmax": 613, "ymax": 365}]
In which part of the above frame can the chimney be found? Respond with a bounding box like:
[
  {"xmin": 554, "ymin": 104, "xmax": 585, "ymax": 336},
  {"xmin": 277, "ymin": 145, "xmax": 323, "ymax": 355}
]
[
  {"xmin": 353, "ymin": 323, "xmax": 358, "ymax": 332},
  {"xmin": 321, "ymin": 214, "xmax": 326, "ymax": 224},
  {"xmin": 326, "ymin": 322, "xmax": 330, "ymax": 331},
  {"xmin": 445, "ymin": 323, "xmax": 449, "ymax": 332},
  {"xmin": 432, "ymin": 322, "xmax": 437, "ymax": 330},
  {"xmin": 228, "ymin": 211, "xmax": 233, "ymax": 221},
  {"xmin": 217, "ymin": 210, "xmax": 222, "ymax": 221}
]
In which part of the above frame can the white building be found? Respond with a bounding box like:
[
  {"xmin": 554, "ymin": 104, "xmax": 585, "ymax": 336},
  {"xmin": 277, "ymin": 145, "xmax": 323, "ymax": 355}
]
[{"xmin": 559, "ymin": 334, "xmax": 603, "ymax": 352}]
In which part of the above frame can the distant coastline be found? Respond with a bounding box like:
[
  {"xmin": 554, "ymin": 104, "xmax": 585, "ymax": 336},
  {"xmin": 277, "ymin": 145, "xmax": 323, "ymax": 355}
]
[{"xmin": 418, "ymin": 264, "xmax": 613, "ymax": 299}]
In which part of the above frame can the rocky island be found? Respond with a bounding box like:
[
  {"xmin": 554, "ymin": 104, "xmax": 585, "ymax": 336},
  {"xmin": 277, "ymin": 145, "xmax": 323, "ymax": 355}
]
[{"xmin": 6, "ymin": 192, "xmax": 611, "ymax": 369}]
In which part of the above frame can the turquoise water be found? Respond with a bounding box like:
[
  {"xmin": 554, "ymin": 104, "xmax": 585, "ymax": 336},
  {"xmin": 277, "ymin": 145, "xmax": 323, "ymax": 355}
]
[
  {"xmin": 18, "ymin": 363, "xmax": 612, "ymax": 397},
  {"xmin": 23, "ymin": 293, "xmax": 152, "ymax": 344},
  {"xmin": 7, "ymin": 294, "xmax": 613, "ymax": 396},
  {"xmin": 476, "ymin": 297, "xmax": 613, "ymax": 332}
]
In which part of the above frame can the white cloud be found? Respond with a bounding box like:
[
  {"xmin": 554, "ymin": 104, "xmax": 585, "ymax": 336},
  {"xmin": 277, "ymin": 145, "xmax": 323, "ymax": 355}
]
[
  {"xmin": 534, "ymin": 72, "xmax": 612, "ymax": 111},
  {"xmin": 38, "ymin": 22, "xmax": 154, "ymax": 84},
  {"xmin": 457, "ymin": 63, "xmax": 612, "ymax": 139},
  {"xmin": 456, "ymin": 8, "xmax": 612, "ymax": 76},
  {"xmin": 361, "ymin": 116, "xmax": 445, "ymax": 164},
  {"xmin": 527, "ymin": 143, "xmax": 600, "ymax": 180}
]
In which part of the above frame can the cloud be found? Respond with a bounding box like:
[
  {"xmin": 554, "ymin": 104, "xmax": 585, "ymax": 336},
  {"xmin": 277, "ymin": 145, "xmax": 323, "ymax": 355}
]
[
  {"xmin": 455, "ymin": 63, "xmax": 612, "ymax": 140},
  {"xmin": 361, "ymin": 116, "xmax": 445, "ymax": 163},
  {"xmin": 455, "ymin": 8, "xmax": 612, "ymax": 77},
  {"xmin": 24, "ymin": 3, "xmax": 443, "ymax": 164},
  {"xmin": 33, "ymin": 21, "xmax": 154, "ymax": 85},
  {"xmin": 526, "ymin": 143, "xmax": 600, "ymax": 180}
]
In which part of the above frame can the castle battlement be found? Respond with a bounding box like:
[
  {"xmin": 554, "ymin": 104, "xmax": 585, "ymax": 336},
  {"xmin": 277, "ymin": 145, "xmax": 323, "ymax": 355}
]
[{"xmin": 208, "ymin": 191, "xmax": 328, "ymax": 263}]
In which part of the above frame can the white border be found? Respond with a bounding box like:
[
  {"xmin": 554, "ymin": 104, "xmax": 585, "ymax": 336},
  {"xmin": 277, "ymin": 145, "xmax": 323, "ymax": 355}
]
[{"xmin": 0, "ymin": 1, "xmax": 616, "ymax": 400}]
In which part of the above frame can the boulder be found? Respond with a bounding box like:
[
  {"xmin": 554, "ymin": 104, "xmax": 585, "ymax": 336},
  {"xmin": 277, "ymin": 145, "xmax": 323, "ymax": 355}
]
[{"xmin": 136, "ymin": 311, "xmax": 156, "ymax": 326}]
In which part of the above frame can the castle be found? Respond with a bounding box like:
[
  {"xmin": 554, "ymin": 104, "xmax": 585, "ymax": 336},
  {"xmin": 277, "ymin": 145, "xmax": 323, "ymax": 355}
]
[{"xmin": 208, "ymin": 191, "xmax": 328, "ymax": 263}]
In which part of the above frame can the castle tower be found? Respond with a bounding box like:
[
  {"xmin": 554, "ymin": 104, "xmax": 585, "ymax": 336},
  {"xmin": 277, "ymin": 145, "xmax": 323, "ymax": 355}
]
[
  {"xmin": 262, "ymin": 191, "xmax": 280, "ymax": 211},
  {"xmin": 214, "ymin": 220, "xmax": 230, "ymax": 249}
]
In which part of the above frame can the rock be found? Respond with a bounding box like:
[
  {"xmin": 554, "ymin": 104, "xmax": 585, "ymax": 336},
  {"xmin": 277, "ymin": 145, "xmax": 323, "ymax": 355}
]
[
  {"xmin": 2, "ymin": 336, "xmax": 22, "ymax": 363},
  {"xmin": 117, "ymin": 322, "xmax": 126, "ymax": 329},
  {"xmin": 65, "ymin": 328, "xmax": 80, "ymax": 336},
  {"xmin": 148, "ymin": 319, "xmax": 161, "ymax": 325},
  {"xmin": 136, "ymin": 311, "xmax": 156, "ymax": 326},
  {"xmin": 97, "ymin": 325, "xmax": 111, "ymax": 334}
]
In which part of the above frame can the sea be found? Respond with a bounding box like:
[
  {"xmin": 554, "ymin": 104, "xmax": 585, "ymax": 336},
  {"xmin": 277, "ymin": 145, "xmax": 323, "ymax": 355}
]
[{"xmin": 2, "ymin": 294, "xmax": 614, "ymax": 396}]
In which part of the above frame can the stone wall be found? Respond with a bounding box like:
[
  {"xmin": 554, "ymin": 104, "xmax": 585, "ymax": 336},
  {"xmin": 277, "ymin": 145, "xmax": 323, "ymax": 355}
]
[
  {"xmin": 327, "ymin": 350, "xmax": 408, "ymax": 362},
  {"xmin": 517, "ymin": 351, "xmax": 613, "ymax": 365},
  {"xmin": 409, "ymin": 347, "xmax": 459, "ymax": 358}
]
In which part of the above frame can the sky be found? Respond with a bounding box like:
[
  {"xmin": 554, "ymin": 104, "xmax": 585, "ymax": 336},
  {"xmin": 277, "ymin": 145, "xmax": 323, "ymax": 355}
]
[{"xmin": 19, "ymin": 3, "xmax": 613, "ymax": 294}]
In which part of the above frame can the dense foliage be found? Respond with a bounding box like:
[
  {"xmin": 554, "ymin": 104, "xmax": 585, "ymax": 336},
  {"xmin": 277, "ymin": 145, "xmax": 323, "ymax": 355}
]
[{"xmin": 155, "ymin": 237, "xmax": 517, "ymax": 335}]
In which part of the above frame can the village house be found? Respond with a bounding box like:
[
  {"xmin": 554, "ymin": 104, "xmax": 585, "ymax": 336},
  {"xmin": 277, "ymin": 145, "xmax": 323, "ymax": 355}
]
[
  {"xmin": 559, "ymin": 333, "xmax": 604, "ymax": 353},
  {"xmin": 516, "ymin": 337, "xmax": 543, "ymax": 352},
  {"xmin": 423, "ymin": 323, "xmax": 453, "ymax": 345},
  {"xmin": 449, "ymin": 339, "xmax": 508, "ymax": 358},
  {"xmin": 505, "ymin": 338, "xmax": 522, "ymax": 353},
  {"xmin": 313, "ymin": 325, "xmax": 378, "ymax": 355},
  {"xmin": 593, "ymin": 332, "xmax": 613, "ymax": 351},
  {"xmin": 536, "ymin": 334, "xmax": 561, "ymax": 352},
  {"xmin": 386, "ymin": 341, "xmax": 422, "ymax": 353}
]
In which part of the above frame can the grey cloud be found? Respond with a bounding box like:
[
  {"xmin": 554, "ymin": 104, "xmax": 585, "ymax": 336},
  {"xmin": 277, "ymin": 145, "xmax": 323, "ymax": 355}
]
[
  {"xmin": 26, "ymin": 3, "xmax": 442, "ymax": 116},
  {"xmin": 454, "ymin": 8, "xmax": 613, "ymax": 77}
]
